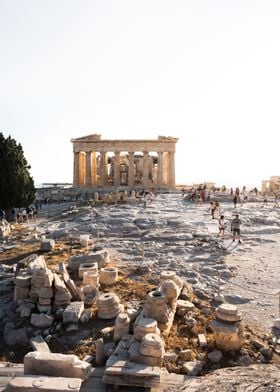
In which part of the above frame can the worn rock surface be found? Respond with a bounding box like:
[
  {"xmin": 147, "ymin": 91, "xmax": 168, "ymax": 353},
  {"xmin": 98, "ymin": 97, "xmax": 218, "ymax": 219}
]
[{"xmin": 166, "ymin": 364, "xmax": 280, "ymax": 391}]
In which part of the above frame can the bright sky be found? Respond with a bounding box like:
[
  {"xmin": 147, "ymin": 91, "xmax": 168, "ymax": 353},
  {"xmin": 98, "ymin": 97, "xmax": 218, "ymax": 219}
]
[{"xmin": 0, "ymin": 0, "xmax": 279, "ymax": 189}]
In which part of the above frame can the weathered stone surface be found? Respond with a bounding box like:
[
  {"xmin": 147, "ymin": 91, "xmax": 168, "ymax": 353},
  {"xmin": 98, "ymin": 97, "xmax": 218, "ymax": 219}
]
[
  {"xmin": 24, "ymin": 352, "xmax": 91, "ymax": 380},
  {"xmin": 215, "ymin": 304, "xmax": 242, "ymax": 322},
  {"xmin": 129, "ymin": 339, "xmax": 162, "ymax": 366},
  {"xmin": 178, "ymin": 349, "xmax": 193, "ymax": 361},
  {"xmin": 114, "ymin": 312, "xmax": 130, "ymax": 342},
  {"xmin": 198, "ymin": 334, "xmax": 207, "ymax": 348},
  {"xmin": 134, "ymin": 314, "xmax": 160, "ymax": 341},
  {"xmin": 27, "ymin": 256, "xmax": 47, "ymax": 274},
  {"xmin": 176, "ymin": 299, "xmax": 195, "ymax": 316},
  {"xmin": 82, "ymin": 270, "xmax": 99, "ymax": 286},
  {"xmin": 207, "ymin": 350, "xmax": 222, "ymax": 363},
  {"xmin": 166, "ymin": 365, "xmax": 280, "ymax": 392},
  {"xmin": 31, "ymin": 313, "xmax": 54, "ymax": 328},
  {"xmin": 140, "ymin": 333, "xmax": 165, "ymax": 358},
  {"xmin": 19, "ymin": 303, "xmax": 35, "ymax": 318},
  {"xmin": 39, "ymin": 287, "xmax": 53, "ymax": 299},
  {"xmin": 182, "ymin": 360, "xmax": 203, "ymax": 376},
  {"xmin": 30, "ymin": 335, "xmax": 51, "ymax": 353},
  {"xmin": 210, "ymin": 320, "xmax": 243, "ymax": 352},
  {"xmin": 6, "ymin": 376, "xmax": 82, "ymax": 391},
  {"xmin": 14, "ymin": 286, "xmax": 30, "ymax": 301},
  {"xmin": 40, "ymin": 239, "xmax": 55, "ymax": 252},
  {"xmin": 96, "ymin": 338, "xmax": 105, "ymax": 367},
  {"xmin": 14, "ymin": 273, "xmax": 32, "ymax": 287},
  {"xmin": 78, "ymin": 262, "xmax": 98, "ymax": 278},
  {"xmin": 99, "ymin": 267, "xmax": 118, "ymax": 285},
  {"xmin": 68, "ymin": 250, "xmax": 109, "ymax": 271},
  {"xmin": 97, "ymin": 292, "xmax": 123, "ymax": 319},
  {"xmin": 63, "ymin": 301, "xmax": 84, "ymax": 324}
]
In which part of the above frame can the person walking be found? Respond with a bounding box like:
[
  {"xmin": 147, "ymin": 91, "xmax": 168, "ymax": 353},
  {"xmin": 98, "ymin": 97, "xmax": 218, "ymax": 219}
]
[
  {"xmin": 233, "ymin": 193, "xmax": 239, "ymax": 208},
  {"xmin": 208, "ymin": 201, "xmax": 217, "ymax": 219},
  {"xmin": 217, "ymin": 215, "xmax": 225, "ymax": 238},
  {"xmin": 231, "ymin": 214, "xmax": 242, "ymax": 244}
]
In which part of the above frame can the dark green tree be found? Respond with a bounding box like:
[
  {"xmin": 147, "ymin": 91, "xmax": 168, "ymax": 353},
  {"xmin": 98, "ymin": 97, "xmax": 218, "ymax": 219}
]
[{"xmin": 0, "ymin": 133, "xmax": 35, "ymax": 214}]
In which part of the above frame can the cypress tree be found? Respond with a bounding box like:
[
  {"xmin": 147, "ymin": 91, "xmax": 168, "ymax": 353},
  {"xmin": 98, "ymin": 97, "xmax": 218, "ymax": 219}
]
[{"xmin": 0, "ymin": 133, "xmax": 35, "ymax": 214}]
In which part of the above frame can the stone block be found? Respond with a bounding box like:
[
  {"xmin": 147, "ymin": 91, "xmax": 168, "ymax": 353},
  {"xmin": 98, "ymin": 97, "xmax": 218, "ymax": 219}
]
[
  {"xmin": 40, "ymin": 239, "xmax": 55, "ymax": 252},
  {"xmin": 30, "ymin": 335, "xmax": 51, "ymax": 353},
  {"xmin": 24, "ymin": 352, "xmax": 91, "ymax": 380},
  {"xmin": 82, "ymin": 270, "xmax": 99, "ymax": 286},
  {"xmin": 14, "ymin": 273, "xmax": 32, "ymax": 287},
  {"xmin": 63, "ymin": 301, "xmax": 84, "ymax": 324},
  {"xmin": 182, "ymin": 360, "xmax": 203, "ymax": 376},
  {"xmin": 6, "ymin": 376, "xmax": 82, "ymax": 391},
  {"xmin": 39, "ymin": 287, "xmax": 53, "ymax": 299},
  {"xmin": 68, "ymin": 250, "xmax": 109, "ymax": 271},
  {"xmin": 178, "ymin": 349, "xmax": 193, "ymax": 361},
  {"xmin": 176, "ymin": 299, "xmax": 195, "ymax": 316},
  {"xmin": 38, "ymin": 297, "xmax": 52, "ymax": 305},
  {"xmin": 198, "ymin": 334, "xmax": 207, "ymax": 348},
  {"xmin": 37, "ymin": 304, "xmax": 52, "ymax": 313},
  {"xmin": 14, "ymin": 286, "xmax": 30, "ymax": 301},
  {"xmin": 53, "ymin": 273, "xmax": 67, "ymax": 291},
  {"xmin": 27, "ymin": 255, "xmax": 47, "ymax": 274},
  {"xmin": 31, "ymin": 313, "xmax": 54, "ymax": 328},
  {"xmin": 79, "ymin": 262, "xmax": 98, "ymax": 278}
]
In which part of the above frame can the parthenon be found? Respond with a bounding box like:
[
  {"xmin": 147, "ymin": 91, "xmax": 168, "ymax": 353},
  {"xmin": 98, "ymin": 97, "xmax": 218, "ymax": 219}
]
[{"xmin": 71, "ymin": 134, "xmax": 178, "ymax": 189}]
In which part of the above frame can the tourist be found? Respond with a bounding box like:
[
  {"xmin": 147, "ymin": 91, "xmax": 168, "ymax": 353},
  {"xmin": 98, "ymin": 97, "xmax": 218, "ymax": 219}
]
[
  {"xmin": 217, "ymin": 215, "xmax": 225, "ymax": 239},
  {"xmin": 143, "ymin": 193, "xmax": 147, "ymax": 208},
  {"xmin": 208, "ymin": 201, "xmax": 217, "ymax": 219},
  {"xmin": 233, "ymin": 194, "xmax": 238, "ymax": 208},
  {"xmin": 150, "ymin": 192, "xmax": 155, "ymax": 203},
  {"xmin": 231, "ymin": 214, "xmax": 242, "ymax": 244},
  {"xmin": 274, "ymin": 194, "xmax": 279, "ymax": 208}
]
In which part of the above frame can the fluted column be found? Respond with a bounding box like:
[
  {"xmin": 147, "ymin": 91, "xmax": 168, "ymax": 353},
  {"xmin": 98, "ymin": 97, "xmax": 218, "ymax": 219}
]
[
  {"xmin": 128, "ymin": 152, "xmax": 135, "ymax": 187},
  {"xmin": 91, "ymin": 152, "xmax": 97, "ymax": 186},
  {"xmin": 142, "ymin": 151, "xmax": 149, "ymax": 187},
  {"xmin": 85, "ymin": 151, "xmax": 92, "ymax": 186},
  {"xmin": 79, "ymin": 152, "xmax": 86, "ymax": 186},
  {"xmin": 73, "ymin": 151, "xmax": 80, "ymax": 187},
  {"xmin": 157, "ymin": 151, "xmax": 164, "ymax": 187},
  {"xmin": 168, "ymin": 151, "xmax": 176, "ymax": 188},
  {"xmin": 114, "ymin": 151, "xmax": 120, "ymax": 187},
  {"xmin": 100, "ymin": 151, "xmax": 107, "ymax": 187}
]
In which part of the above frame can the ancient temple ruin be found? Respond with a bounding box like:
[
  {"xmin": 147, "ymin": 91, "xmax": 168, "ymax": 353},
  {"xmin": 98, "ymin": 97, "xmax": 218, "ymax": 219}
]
[{"xmin": 71, "ymin": 134, "xmax": 178, "ymax": 189}]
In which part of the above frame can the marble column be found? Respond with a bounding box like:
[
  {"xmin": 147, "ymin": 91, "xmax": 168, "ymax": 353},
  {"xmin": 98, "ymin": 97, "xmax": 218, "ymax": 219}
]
[
  {"xmin": 91, "ymin": 152, "xmax": 97, "ymax": 186},
  {"xmin": 114, "ymin": 151, "xmax": 120, "ymax": 187},
  {"xmin": 142, "ymin": 151, "xmax": 149, "ymax": 187},
  {"xmin": 100, "ymin": 152, "xmax": 107, "ymax": 187},
  {"xmin": 168, "ymin": 151, "xmax": 176, "ymax": 188},
  {"xmin": 157, "ymin": 151, "xmax": 163, "ymax": 187},
  {"xmin": 79, "ymin": 152, "xmax": 86, "ymax": 186},
  {"xmin": 85, "ymin": 151, "xmax": 92, "ymax": 186},
  {"xmin": 73, "ymin": 152, "xmax": 80, "ymax": 187},
  {"xmin": 128, "ymin": 152, "xmax": 135, "ymax": 187}
]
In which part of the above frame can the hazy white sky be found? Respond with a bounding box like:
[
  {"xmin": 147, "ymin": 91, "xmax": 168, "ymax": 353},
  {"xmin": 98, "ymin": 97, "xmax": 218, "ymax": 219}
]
[{"xmin": 0, "ymin": 0, "xmax": 279, "ymax": 188}]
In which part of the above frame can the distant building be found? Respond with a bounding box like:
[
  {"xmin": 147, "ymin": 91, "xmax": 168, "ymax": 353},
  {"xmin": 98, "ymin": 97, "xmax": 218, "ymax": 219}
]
[
  {"xmin": 261, "ymin": 176, "xmax": 280, "ymax": 194},
  {"xmin": 71, "ymin": 134, "xmax": 178, "ymax": 190}
]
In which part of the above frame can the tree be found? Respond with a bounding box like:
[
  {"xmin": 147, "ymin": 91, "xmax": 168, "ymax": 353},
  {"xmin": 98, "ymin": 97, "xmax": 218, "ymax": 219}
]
[{"xmin": 0, "ymin": 133, "xmax": 35, "ymax": 214}]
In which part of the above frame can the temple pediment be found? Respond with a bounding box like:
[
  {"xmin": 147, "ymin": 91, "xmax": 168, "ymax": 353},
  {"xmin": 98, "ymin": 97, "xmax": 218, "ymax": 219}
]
[{"xmin": 72, "ymin": 134, "xmax": 101, "ymax": 142}]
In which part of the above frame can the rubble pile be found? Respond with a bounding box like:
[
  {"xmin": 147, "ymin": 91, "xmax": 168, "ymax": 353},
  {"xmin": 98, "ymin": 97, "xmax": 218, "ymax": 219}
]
[{"xmin": 1, "ymin": 193, "xmax": 280, "ymax": 390}]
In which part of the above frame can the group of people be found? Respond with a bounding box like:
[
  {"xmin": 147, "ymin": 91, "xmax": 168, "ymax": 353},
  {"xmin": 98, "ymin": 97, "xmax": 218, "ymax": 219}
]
[
  {"xmin": 207, "ymin": 200, "xmax": 241, "ymax": 243},
  {"xmin": 0, "ymin": 207, "xmax": 38, "ymax": 224},
  {"xmin": 217, "ymin": 214, "xmax": 242, "ymax": 243}
]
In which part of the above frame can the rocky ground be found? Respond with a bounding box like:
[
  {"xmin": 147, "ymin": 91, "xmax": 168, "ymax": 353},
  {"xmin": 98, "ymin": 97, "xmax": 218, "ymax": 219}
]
[{"xmin": 1, "ymin": 192, "xmax": 280, "ymax": 386}]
